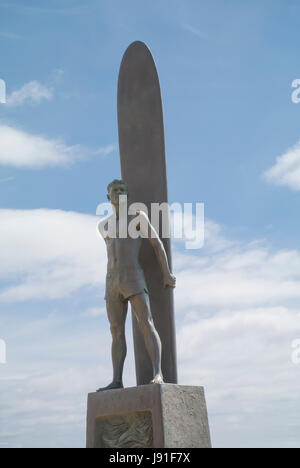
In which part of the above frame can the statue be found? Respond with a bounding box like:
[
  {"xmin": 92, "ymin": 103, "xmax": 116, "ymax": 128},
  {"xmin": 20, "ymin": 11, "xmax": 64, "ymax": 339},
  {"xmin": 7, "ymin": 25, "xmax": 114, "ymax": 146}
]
[
  {"xmin": 97, "ymin": 179, "xmax": 176, "ymax": 391},
  {"xmin": 87, "ymin": 42, "xmax": 211, "ymax": 449}
]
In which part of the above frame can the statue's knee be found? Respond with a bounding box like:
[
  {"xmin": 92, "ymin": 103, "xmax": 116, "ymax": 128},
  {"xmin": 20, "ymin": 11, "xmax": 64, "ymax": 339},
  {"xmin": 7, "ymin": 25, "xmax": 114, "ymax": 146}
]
[
  {"xmin": 140, "ymin": 316, "xmax": 155, "ymax": 333},
  {"xmin": 110, "ymin": 325, "xmax": 125, "ymax": 341}
]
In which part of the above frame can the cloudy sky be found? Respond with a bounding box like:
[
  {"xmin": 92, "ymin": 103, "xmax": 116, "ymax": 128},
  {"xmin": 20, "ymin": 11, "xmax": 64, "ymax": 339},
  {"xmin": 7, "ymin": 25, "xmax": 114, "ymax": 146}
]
[{"xmin": 1, "ymin": 0, "xmax": 300, "ymax": 448}]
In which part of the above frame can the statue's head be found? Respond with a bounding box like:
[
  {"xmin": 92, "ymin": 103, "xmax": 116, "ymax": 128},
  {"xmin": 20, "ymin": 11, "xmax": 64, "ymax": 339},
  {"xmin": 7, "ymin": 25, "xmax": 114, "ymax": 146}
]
[{"xmin": 107, "ymin": 179, "xmax": 127, "ymax": 204}]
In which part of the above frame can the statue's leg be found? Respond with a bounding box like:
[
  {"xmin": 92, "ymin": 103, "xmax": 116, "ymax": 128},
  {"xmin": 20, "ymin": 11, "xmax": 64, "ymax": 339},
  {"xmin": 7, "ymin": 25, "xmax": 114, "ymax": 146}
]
[
  {"xmin": 97, "ymin": 298, "xmax": 128, "ymax": 392},
  {"xmin": 130, "ymin": 293, "xmax": 164, "ymax": 384}
]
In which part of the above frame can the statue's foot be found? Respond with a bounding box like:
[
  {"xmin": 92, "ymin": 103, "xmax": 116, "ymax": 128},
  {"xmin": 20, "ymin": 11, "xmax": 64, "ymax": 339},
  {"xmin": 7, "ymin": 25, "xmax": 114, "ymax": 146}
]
[
  {"xmin": 150, "ymin": 374, "xmax": 164, "ymax": 385},
  {"xmin": 96, "ymin": 381, "xmax": 123, "ymax": 392}
]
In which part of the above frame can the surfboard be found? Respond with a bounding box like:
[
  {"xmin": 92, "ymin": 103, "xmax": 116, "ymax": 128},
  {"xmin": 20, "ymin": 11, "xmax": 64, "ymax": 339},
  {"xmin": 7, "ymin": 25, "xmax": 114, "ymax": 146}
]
[{"xmin": 118, "ymin": 41, "xmax": 178, "ymax": 385}]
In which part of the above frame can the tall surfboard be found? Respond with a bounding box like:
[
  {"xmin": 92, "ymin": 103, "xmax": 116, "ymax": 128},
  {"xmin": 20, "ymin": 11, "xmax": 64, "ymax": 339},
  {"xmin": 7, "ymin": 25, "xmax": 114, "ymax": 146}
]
[{"xmin": 118, "ymin": 41, "xmax": 178, "ymax": 386}]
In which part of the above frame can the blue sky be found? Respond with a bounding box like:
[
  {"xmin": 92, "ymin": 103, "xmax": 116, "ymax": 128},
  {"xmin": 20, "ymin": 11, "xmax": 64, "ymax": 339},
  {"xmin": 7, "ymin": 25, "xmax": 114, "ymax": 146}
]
[{"xmin": 1, "ymin": 0, "xmax": 300, "ymax": 448}]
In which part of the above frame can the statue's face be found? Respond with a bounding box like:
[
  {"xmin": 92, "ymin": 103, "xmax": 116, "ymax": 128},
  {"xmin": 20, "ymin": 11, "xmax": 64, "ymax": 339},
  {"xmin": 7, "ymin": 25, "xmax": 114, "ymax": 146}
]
[{"xmin": 108, "ymin": 183, "xmax": 127, "ymax": 205}]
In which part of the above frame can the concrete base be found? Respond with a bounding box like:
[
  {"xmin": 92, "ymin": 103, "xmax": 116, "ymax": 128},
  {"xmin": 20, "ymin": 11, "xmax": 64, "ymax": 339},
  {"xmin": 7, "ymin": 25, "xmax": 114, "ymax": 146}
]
[{"xmin": 86, "ymin": 384, "xmax": 211, "ymax": 448}]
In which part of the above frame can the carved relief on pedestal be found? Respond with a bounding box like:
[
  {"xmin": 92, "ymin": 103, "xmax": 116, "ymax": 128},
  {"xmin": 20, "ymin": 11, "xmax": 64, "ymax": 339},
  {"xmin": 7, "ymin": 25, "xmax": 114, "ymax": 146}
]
[{"xmin": 95, "ymin": 410, "xmax": 153, "ymax": 448}]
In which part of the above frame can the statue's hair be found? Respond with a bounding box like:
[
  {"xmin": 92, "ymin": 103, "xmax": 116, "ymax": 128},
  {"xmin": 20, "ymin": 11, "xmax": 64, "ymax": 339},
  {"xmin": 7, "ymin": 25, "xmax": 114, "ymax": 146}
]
[{"xmin": 107, "ymin": 179, "xmax": 127, "ymax": 193}]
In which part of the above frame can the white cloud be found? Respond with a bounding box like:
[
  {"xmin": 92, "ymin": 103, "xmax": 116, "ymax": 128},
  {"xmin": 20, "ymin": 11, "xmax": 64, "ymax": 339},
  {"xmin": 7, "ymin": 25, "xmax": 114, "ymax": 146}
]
[
  {"xmin": 177, "ymin": 304, "xmax": 300, "ymax": 447},
  {"xmin": 0, "ymin": 125, "xmax": 116, "ymax": 169},
  {"xmin": 2, "ymin": 207, "xmax": 300, "ymax": 311},
  {"xmin": 0, "ymin": 209, "xmax": 106, "ymax": 302},
  {"xmin": 1, "ymin": 212, "xmax": 300, "ymax": 447},
  {"xmin": 0, "ymin": 125, "xmax": 78, "ymax": 168},
  {"xmin": 6, "ymin": 81, "xmax": 53, "ymax": 107},
  {"xmin": 174, "ymin": 245, "xmax": 300, "ymax": 310},
  {"xmin": 94, "ymin": 144, "xmax": 117, "ymax": 157},
  {"xmin": 173, "ymin": 229, "xmax": 300, "ymax": 447},
  {"xmin": 82, "ymin": 307, "xmax": 106, "ymax": 318},
  {"xmin": 264, "ymin": 141, "xmax": 300, "ymax": 191}
]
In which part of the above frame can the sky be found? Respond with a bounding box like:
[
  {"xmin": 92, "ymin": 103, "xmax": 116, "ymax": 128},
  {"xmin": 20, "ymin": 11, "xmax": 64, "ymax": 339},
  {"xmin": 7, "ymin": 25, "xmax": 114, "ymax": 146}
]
[{"xmin": 1, "ymin": 0, "xmax": 300, "ymax": 448}]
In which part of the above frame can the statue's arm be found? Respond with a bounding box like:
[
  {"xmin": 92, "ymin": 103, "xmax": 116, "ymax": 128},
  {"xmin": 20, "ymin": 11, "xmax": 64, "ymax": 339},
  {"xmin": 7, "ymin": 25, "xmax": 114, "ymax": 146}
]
[{"xmin": 139, "ymin": 212, "xmax": 176, "ymax": 289}]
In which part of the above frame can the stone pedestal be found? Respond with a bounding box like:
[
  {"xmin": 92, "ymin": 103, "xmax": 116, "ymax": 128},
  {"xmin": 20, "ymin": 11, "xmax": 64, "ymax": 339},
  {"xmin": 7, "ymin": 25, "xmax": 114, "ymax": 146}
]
[{"xmin": 86, "ymin": 384, "xmax": 211, "ymax": 448}]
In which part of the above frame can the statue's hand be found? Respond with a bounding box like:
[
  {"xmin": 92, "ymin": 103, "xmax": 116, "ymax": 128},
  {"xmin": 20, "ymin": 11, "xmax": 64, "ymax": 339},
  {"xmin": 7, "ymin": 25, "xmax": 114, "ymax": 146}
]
[{"xmin": 163, "ymin": 272, "xmax": 176, "ymax": 289}]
